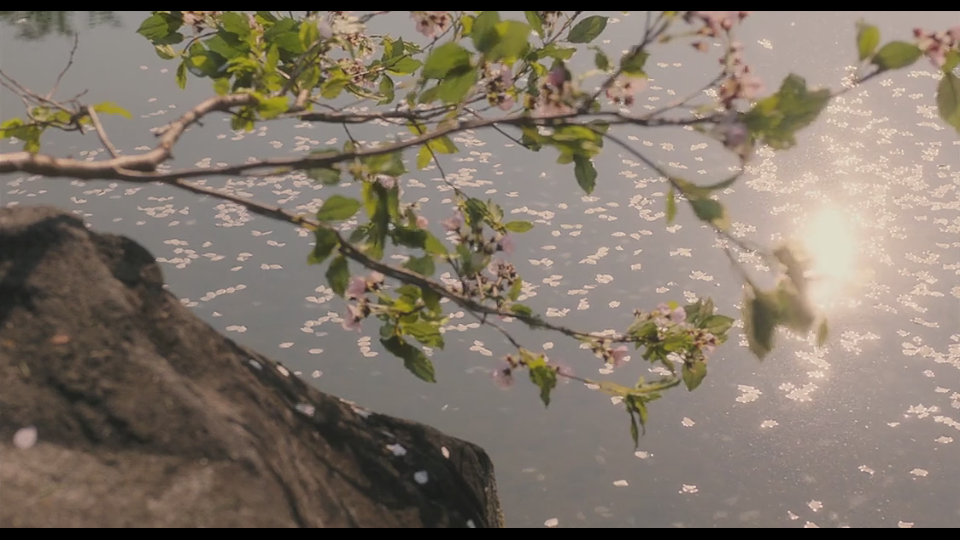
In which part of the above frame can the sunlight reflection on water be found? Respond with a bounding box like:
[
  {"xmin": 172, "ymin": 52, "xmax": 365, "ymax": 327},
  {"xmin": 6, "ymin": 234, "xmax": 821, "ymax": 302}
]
[{"xmin": 798, "ymin": 203, "xmax": 860, "ymax": 309}]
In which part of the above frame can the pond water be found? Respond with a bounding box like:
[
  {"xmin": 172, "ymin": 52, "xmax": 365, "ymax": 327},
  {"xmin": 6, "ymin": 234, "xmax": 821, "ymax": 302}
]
[{"xmin": 2, "ymin": 11, "xmax": 958, "ymax": 528}]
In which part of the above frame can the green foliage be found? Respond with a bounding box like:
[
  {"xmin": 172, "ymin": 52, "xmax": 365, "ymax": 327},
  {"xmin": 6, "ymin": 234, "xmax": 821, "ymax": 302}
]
[
  {"xmin": 855, "ymin": 21, "xmax": 880, "ymax": 61},
  {"xmin": 936, "ymin": 72, "xmax": 960, "ymax": 133},
  {"xmin": 316, "ymin": 195, "xmax": 362, "ymax": 221},
  {"xmin": 10, "ymin": 11, "xmax": 959, "ymax": 449},
  {"xmin": 566, "ymin": 16, "xmax": 608, "ymax": 44},
  {"xmin": 871, "ymin": 41, "xmax": 923, "ymax": 71},
  {"xmin": 744, "ymin": 74, "xmax": 831, "ymax": 150}
]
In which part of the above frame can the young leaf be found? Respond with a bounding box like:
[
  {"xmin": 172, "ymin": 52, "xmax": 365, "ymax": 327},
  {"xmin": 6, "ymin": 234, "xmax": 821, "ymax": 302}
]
[
  {"xmin": 325, "ymin": 255, "xmax": 350, "ymax": 297},
  {"xmin": 743, "ymin": 287, "xmax": 780, "ymax": 361},
  {"xmin": 220, "ymin": 12, "xmax": 251, "ymax": 38},
  {"xmin": 381, "ymin": 336, "xmax": 437, "ymax": 383},
  {"xmin": 566, "ymin": 16, "xmax": 608, "ymax": 44},
  {"xmin": 871, "ymin": 41, "xmax": 923, "ymax": 71},
  {"xmin": 317, "ymin": 195, "xmax": 362, "ymax": 221},
  {"xmin": 936, "ymin": 72, "xmax": 960, "ymax": 133},
  {"xmin": 176, "ymin": 61, "xmax": 188, "ymax": 89},
  {"xmin": 689, "ymin": 197, "xmax": 730, "ymax": 231},
  {"xmin": 137, "ymin": 14, "xmax": 171, "ymax": 41},
  {"xmin": 417, "ymin": 146, "xmax": 432, "ymax": 170},
  {"xmin": 422, "ymin": 42, "xmax": 472, "ymax": 79},
  {"xmin": 855, "ymin": 21, "xmax": 880, "ymax": 61},
  {"xmin": 702, "ymin": 315, "xmax": 735, "ymax": 335},
  {"xmin": 816, "ymin": 318, "xmax": 830, "ymax": 348},
  {"xmin": 92, "ymin": 102, "xmax": 132, "ymax": 119},
  {"xmin": 525, "ymin": 11, "xmax": 544, "ymax": 38},
  {"xmin": 403, "ymin": 321, "xmax": 445, "ymax": 349},
  {"xmin": 504, "ymin": 220, "xmax": 534, "ymax": 233},
  {"xmin": 682, "ymin": 361, "xmax": 708, "ymax": 391},
  {"xmin": 620, "ymin": 50, "xmax": 649, "ymax": 76},
  {"xmin": 573, "ymin": 155, "xmax": 597, "ymax": 194},
  {"xmin": 308, "ymin": 228, "xmax": 339, "ymax": 265},
  {"xmin": 665, "ymin": 187, "xmax": 677, "ymax": 224},
  {"xmin": 403, "ymin": 255, "xmax": 436, "ymax": 277},
  {"xmin": 527, "ymin": 358, "xmax": 558, "ymax": 407}
]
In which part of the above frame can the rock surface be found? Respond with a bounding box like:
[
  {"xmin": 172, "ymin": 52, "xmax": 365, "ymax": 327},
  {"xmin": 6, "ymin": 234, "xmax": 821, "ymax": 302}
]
[{"xmin": 0, "ymin": 205, "xmax": 503, "ymax": 528}]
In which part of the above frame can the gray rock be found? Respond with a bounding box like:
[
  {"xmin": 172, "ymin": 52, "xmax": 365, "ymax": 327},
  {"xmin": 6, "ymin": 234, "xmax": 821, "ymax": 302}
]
[{"xmin": 0, "ymin": 205, "xmax": 503, "ymax": 528}]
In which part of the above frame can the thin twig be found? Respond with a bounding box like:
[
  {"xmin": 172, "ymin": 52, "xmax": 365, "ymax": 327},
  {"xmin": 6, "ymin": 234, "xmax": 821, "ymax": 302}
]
[
  {"xmin": 83, "ymin": 106, "xmax": 120, "ymax": 158},
  {"xmin": 48, "ymin": 33, "xmax": 80, "ymax": 100}
]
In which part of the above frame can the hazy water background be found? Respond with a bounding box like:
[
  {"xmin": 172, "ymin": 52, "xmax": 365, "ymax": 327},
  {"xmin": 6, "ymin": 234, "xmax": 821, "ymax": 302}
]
[{"xmin": 2, "ymin": 11, "xmax": 958, "ymax": 528}]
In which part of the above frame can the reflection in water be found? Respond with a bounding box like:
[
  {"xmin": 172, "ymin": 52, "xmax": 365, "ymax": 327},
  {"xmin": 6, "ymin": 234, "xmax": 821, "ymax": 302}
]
[
  {"xmin": 0, "ymin": 11, "xmax": 119, "ymax": 40},
  {"xmin": 799, "ymin": 204, "xmax": 858, "ymax": 308}
]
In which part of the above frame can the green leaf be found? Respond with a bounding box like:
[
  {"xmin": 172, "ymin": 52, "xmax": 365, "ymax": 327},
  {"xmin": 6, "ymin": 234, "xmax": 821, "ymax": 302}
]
[
  {"xmin": 620, "ymin": 50, "xmax": 649, "ymax": 76},
  {"xmin": 404, "ymin": 322, "xmax": 444, "ymax": 349},
  {"xmin": 486, "ymin": 21, "xmax": 532, "ymax": 62},
  {"xmin": 508, "ymin": 278, "xmax": 523, "ymax": 302},
  {"xmin": 743, "ymin": 74, "xmax": 831, "ymax": 150},
  {"xmin": 856, "ymin": 21, "xmax": 880, "ymax": 62},
  {"xmin": 321, "ymin": 76, "xmax": 350, "ymax": 99},
  {"xmin": 378, "ymin": 75, "xmax": 396, "ymax": 104},
  {"xmin": 743, "ymin": 287, "xmax": 780, "ymax": 361},
  {"xmin": 936, "ymin": 72, "xmax": 960, "ymax": 133},
  {"xmin": 256, "ymin": 96, "xmax": 288, "ymax": 119},
  {"xmin": 682, "ymin": 361, "xmax": 708, "ymax": 392},
  {"xmin": 504, "ymin": 220, "xmax": 534, "ymax": 233},
  {"xmin": 154, "ymin": 44, "xmax": 177, "ymax": 60},
  {"xmin": 527, "ymin": 358, "xmax": 558, "ymax": 407},
  {"xmin": 213, "ymin": 77, "xmax": 231, "ymax": 96},
  {"xmin": 511, "ymin": 304, "xmax": 534, "ymax": 317},
  {"xmin": 471, "ymin": 11, "xmax": 501, "ymax": 55},
  {"xmin": 308, "ymin": 228, "xmax": 339, "ymax": 265},
  {"xmin": 665, "ymin": 187, "xmax": 677, "ymax": 224},
  {"xmin": 403, "ymin": 255, "xmax": 436, "ymax": 277},
  {"xmin": 689, "ymin": 197, "xmax": 730, "ymax": 231},
  {"xmin": 220, "ymin": 12, "xmax": 250, "ymax": 38},
  {"xmin": 594, "ymin": 49, "xmax": 610, "ymax": 71},
  {"xmin": 381, "ymin": 336, "xmax": 437, "ymax": 383},
  {"xmin": 176, "ymin": 61, "xmax": 188, "ymax": 88},
  {"xmin": 424, "ymin": 233, "xmax": 448, "ymax": 256},
  {"xmin": 871, "ymin": 41, "xmax": 923, "ymax": 71},
  {"xmin": 299, "ymin": 19, "xmax": 319, "ymax": 50},
  {"xmin": 422, "ymin": 42, "xmax": 472, "ymax": 79},
  {"xmin": 325, "ymin": 255, "xmax": 350, "ymax": 297},
  {"xmin": 538, "ymin": 43, "xmax": 576, "ymax": 60},
  {"xmin": 205, "ymin": 33, "xmax": 246, "ymax": 60},
  {"xmin": 567, "ymin": 16, "xmax": 608, "ymax": 44},
  {"xmin": 436, "ymin": 68, "xmax": 478, "ymax": 103},
  {"xmin": 573, "ymin": 155, "xmax": 597, "ymax": 194},
  {"xmin": 816, "ymin": 318, "xmax": 829, "ymax": 348},
  {"xmin": 385, "ymin": 57, "xmax": 422, "ymax": 75},
  {"xmin": 702, "ymin": 315, "xmax": 735, "ymax": 335},
  {"xmin": 422, "ymin": 288, "xmax": 441, "ymax": 312},
  {"xmin": 417, "ymin": 146, "xmax": 432, "ymax": 170},
  {"xmin": 428, "ymin": 135, "xmax": 458, "ymax": 154},
  {"xmin": 137, "ymin": 14, "xmax": 171, "ymax": 41},
  {"xmin": 943, "ymin": 50, "xmax": 960, "ymax": 74},
  {"xmin": 525, "ymin": 11, "xmax": 544, "ymax": 38},
  {"xmin": 92, "ymin": 102, "xmax": 132, "ymax": 119},
  {"xmin": 317, "ymin": 195, "xmax": 362, "ymax": 221}
]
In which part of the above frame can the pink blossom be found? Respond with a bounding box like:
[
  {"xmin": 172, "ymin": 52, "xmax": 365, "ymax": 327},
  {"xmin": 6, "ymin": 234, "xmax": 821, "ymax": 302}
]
[
  {"xmin": 318, "ymin": 20, "xmax": 333, "ymax": 39},
  {"xmin": 411, "ymin": 11, "xmax": 452, "ymax": 39},
  {"xmin": 342, "ymin": 303, "xmax": 364, "ymax": 331},
  {"xmin": 497, "ymin": 235, "xmax": 515, "ymax": 255},
  {"xmin": 376, "ymin": 175, "xmax": 397, "ymax": 190},
  {"xmin": 440, "ymin": 211, "xmax": 463, "ymax": 232},
  {"xmin": 492, "ymin": 362, "xmax": 514, "ymax": 389},
  {"xmin": 346, "ymin": 276, "xmax": 367, "ymax": 300},
  {"xmin": 606, "ymin": 75, "xmax": 647, "ymax": 107},
  {"xmin": 369, "ymin": 271, "xmax": 384, "ymax": 287},
  {"xmin": 546, "ymin": 67, "xmax": 568, "ymax": 88},
  {"xmin": 671, "ymin": 306, "xmax": 687, "ymax": 324},
  {"xmin": 609, "ymin": 346, "xmax": 629, "ymax": 367}
]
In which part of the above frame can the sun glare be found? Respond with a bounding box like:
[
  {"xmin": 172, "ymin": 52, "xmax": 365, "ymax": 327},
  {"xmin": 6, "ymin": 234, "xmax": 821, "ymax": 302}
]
[{"xmin": 798, "ymin": 204, "xmax": 858, "ymax": 308}]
